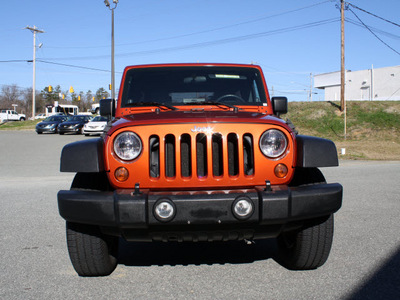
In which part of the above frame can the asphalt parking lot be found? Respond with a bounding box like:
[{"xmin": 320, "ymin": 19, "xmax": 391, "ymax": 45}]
[{"xmin": 0, "ymin": 131, "xmax": 399, "ymax": 299}]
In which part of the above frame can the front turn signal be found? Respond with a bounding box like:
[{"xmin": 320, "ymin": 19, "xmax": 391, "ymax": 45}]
[
  {"xmin": 115, "ymin": 167, "xmax": 129, "ymax": 182},
  {"xmin": 274, "ymin": 163, "xmax": 288, "ymax": 178}
]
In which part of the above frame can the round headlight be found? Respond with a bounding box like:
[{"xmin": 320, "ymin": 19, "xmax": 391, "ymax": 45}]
[
  {"xmin": 113, "ymin": 131, "xmax": 142, "ymax": 161},
  {"xmin": 259, "ymin": 129, "xmax": 288, "ymax": 158}
]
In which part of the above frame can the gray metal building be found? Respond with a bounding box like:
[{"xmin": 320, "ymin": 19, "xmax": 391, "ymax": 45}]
[{"xmin": 314, "ymin": 65, "xmax": 400, "ymax": 101}]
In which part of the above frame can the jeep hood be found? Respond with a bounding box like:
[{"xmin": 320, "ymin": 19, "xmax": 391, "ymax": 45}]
[{"xmin": 107, "ymin": 110, "xmax": 291, "ymax": 135}]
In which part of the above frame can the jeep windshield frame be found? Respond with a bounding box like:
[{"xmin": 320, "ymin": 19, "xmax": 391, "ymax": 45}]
[{"xmin": 120, "ymin": 66, "xmax": 268, "ymax": 109}]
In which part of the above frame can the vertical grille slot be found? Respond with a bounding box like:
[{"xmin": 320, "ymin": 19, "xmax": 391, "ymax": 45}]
[
  {"xmin": 227, "ymin": 133, "xmax": 239, "ymax": 176},
  {"xmin": 243, "ymin": 134, "xmax": 254, "ymax": 175},
  {"xmin": 149, "ymin": 135, "xmax": 160, "ymax": 178},
  {"xmin": 212, "ymin": 134, "xmax": 223, "ymax": 176},
  {"xmin": 196, "ymin": 133, "xmax": 208, "ymax": 177},
  {"xmin": 180, "ymin": 134, "xmax": 192, "ymax": 177},
  {"xmin": 165, "ymin": 134, "xmax": 176, "ymax": 178}
]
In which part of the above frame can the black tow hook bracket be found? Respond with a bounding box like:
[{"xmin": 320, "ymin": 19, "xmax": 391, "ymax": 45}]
[
  {"xmin": 264, "ymin": 180, "xmax": 272, "ymax": 191},
  {"xmin": 134, "ymin": 183, "xmax": 142, "ymax": 195}
]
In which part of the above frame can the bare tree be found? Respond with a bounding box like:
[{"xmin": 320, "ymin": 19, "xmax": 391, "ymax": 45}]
[{"xmin": 0, "ymin": 84, "xmax": 21, "ymax": 110}]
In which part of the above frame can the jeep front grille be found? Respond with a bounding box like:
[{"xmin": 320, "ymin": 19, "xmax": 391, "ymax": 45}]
[{"xmin": 149, "ymin": 132, "xmax": 254, "ymax": 180}]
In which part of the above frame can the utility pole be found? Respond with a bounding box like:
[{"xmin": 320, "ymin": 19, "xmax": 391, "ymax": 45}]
[
  {"xmin": 25, "ymin": 26, "xmax": 44, "ymax": 119},
  {"xmin": 340, "ymin": 0, "xmax": 347, "ymax": 139},
  {"xmin": 309, "ymin": 73, "xmax": 313, "ymax": 102}
]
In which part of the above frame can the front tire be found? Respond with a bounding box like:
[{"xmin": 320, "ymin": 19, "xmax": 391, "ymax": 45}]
[
  {"xmin": 277, "ymin": 214, "xmax": 334, "ymax": 270},
  {"xmin": 66, "ymin": 222, "xmax": 118, "ymax": 277}
]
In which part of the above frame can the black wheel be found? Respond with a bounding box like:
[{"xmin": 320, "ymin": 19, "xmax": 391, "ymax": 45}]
[
  {"xmin": 59, "ymin": 132, "xmax": 64, "ymax": 135},
  {"xmin": 66, "ymin": 222, "xmax": 118, "ymax": 277},
  {"xmin": 289, "ymin": 167, "xmax": 326, "ymax": 187},
  {"xmin": 66, "ymin": 172, "xmax": 117, "ymax": 276},
  {"xmin": 71, "ymin": 172, "xmax": 112, "ymax": 191},
  {"xmin": 37, "ymin": 132, "xmax": 42, "ymax": 134},
  {"xmin": 277, "ymin": 215, "xmax": 334, "ymax": 270}
]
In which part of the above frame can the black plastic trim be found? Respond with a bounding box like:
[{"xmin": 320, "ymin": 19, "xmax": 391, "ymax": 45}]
[
  {"xmin": 58, "ymin": 183, "xmax": 342, "ymax": 229},
  {"xmin": 296, "ymin": 135, "xmax": 339, "ymax": 167},
  {"xmin": 60, "ymin": 138, "xmax": 105, "ymax": 172}
]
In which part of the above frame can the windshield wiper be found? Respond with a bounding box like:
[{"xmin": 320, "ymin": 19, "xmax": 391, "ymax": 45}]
[
  {"xmin": 133, "ymin": 101, "xmax": 177, "ymax": 111},
  {"xmin": 185, "ymin": 100, "xmax": 238, "ymax": 111}
]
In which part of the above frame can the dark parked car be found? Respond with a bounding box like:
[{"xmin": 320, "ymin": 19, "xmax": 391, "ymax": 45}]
[
  {"xmin": 35, "ymin": 115, "xmax": 68, "ymax": 134},
  {"xmin": 58, "ymin": 115, "xmax": 93, "ymax": 135}
]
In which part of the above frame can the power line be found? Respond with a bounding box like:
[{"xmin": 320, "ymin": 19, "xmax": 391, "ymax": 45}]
[
  {"xmin": 40, "ymin": 18, "xmax": 339, "ymax": 61},
  {"xmin": 43, "ymin": 0, "xmax": 332, "ymax": 50},
  {"xmin": 0, "ymin": 60, "xmax": 30, "ymax": 63},
  {"xmin": 36, "ymin": 59, "xmax": 121, "ymax": 73},
  {"xmin": 348, "ymin": 8, "xmax": 400, "ymax": 56},
  {"xmin": 346, "ymin": 18, "xmax": 400, "ymax": 40},
  {"xmin": 0, "ymin": 59, "xmax": 123, "ymax": 74},
  {"xmin": 347, "ymin": 2, "xmax": 400, "ymax": 28},
  {"xmin": 114, "ymin": 0, "xmax": 332, "ymax": 47}
]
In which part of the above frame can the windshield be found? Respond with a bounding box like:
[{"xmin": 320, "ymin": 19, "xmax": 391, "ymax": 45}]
[
  {"xmin": 67, "ymin": 116, "xmax": 90, "ymax": 122},
  {"xmin": 44, "ymin": 116, "xmax": 66, "ymax": 122},
  {"xmin": 121, "ymin": 66, "xmax": 267, "ymax": 108},
  {"xmin": 92, "ymin": 116, "xmax": 108, "ymax": 122}
]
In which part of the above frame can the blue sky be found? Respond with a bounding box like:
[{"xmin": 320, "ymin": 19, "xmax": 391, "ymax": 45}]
[{"xmin": 1, "ymin": 0, "xmax": 399, "ymax": 101}]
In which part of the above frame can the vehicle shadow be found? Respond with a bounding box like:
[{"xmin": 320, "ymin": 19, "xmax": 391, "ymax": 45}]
[
  {"xmin": 345, "ymin": 246, "xmax": 400, "ymax": 300},
  {"xmin": 118, "ymin": 238, "xmax": 278, "ymax": 267}
]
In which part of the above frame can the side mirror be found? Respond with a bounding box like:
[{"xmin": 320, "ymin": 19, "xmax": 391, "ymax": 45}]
[
  {"xmin": 100, "ymin": 98, "xmax": 115, "ymax": 118},
  {"xmin": 271, "ymin": 97, "xmax": 288, "ymax": 117}
]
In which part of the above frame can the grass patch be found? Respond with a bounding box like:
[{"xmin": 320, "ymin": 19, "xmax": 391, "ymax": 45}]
[
  {"xmin": 287, "ymin": 101, "xmax": 400, "ymax": 160},
  {"xmin": 0, "ymin": 120, "xmax": 40, "ymax": 131}
]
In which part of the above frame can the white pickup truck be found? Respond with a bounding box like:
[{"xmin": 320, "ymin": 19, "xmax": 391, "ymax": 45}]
[{"xmin": 0, "ymin": 110, "xmax": 26, "ymax": 122}]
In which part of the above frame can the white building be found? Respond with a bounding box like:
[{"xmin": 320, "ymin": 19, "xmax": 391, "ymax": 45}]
[{"xmin": 314, "ymin": 65, "xmax": 400, "ymax": 101}]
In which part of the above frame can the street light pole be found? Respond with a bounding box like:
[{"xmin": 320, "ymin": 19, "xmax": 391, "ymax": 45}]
[
  {"xmin": 25, "ymin": 26, "xmax": 44, "ymax": 119},
  {"xmin": 104, "ymin": 0, "xmax": 118, "ymax": 100}
]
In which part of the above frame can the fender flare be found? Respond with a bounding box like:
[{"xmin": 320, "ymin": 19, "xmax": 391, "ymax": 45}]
[
  {"xmin": 295, "ymin": 135, "xmax": 339, "ymax": 168},
  {"xmin": 60, "ymin": 138, "xmax": 105, "ymax": 172}
]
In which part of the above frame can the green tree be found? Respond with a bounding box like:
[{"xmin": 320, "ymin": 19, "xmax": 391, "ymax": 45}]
[
  {"xmin": 41, "ymin": 85, "xmax": 61, "ymax": 104},
  {"xmin": 95, "ymin": 87, "xmax": 109, "ymax": 101},
  {"xmin": 86, "ymin": 90, "xmax": 93, "ymax": 103}
]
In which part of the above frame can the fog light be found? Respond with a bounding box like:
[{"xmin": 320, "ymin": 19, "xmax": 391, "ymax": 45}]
[
  {"xmin": 115, "ymin": 167, "xmax": 129, "ymax": 182},
  {"xmin": 232, "ymin": 197, "xmax": 254, "ymax": 220},
  {"xmin": 274, "ymin": 163, "xmax": 288, "ymax": 178},
  {"xmin": 154, "ymin": 200, "xmax": 176, "ymax": 222}
]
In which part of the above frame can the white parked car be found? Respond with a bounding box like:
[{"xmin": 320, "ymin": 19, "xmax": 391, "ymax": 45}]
[
  {"xmin": 82, "ymin": 115, "xmax": 109, "ymax": 136},
  {"xmin": 35, "ymin": 113, "xmax": 46, "ymax": 119}
]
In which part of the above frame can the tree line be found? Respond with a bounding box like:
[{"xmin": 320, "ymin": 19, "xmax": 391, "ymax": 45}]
[{"xmin": 0, "ymin": 84, "xmax": 111, "ymax": 118}]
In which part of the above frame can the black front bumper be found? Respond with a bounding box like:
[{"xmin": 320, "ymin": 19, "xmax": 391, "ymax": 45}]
[
  {"xmin": 58, "ymin": 183, "xmax": 342, "ymax": 241},
  {"xmin": 58, "ymin": 126, "xmax": 82, "ymax": 134},
  {"xmin": 36, "ymin": 127, "xmax": 57, "ymax": 133}
]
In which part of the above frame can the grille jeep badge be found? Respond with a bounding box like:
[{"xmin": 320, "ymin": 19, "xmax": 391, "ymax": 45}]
[{"xmin": 191, "ymin": 126, "xmax": 214, "ymax": 134}]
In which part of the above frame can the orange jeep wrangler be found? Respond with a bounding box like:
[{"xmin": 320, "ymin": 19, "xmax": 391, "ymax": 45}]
[{"xmin": 58, "ymin": 63, "xmax": 342, "ymax": 276}]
